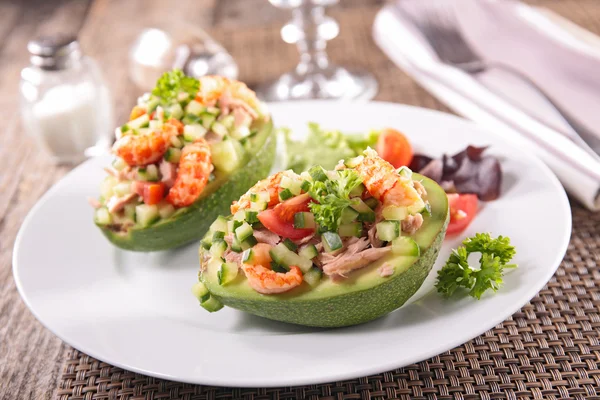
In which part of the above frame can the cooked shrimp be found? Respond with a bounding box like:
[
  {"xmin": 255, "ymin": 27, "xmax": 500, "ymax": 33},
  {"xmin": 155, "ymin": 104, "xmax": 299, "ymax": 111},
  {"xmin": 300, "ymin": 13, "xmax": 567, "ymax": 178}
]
[
  {"xmin": 113, "ymin": 119, "xmax": 183, "ymax": 167},
  {"xmin": 196, "ymin": 76, "xmax": 260, "ymax": 117},
  {"xmin": 230, "ymin": 170, "xmax": 296, "ymax": 214},
  {"xmin": 353, "ymin": 148, "xmax": 423, "ymax": 207},
  {"xmin": 166, "ymin": 138, "xmax": 212, "ymax": 207},
  {"xmin": 241, "ymin": 243, "xmax": 303, "ymax": 294}
]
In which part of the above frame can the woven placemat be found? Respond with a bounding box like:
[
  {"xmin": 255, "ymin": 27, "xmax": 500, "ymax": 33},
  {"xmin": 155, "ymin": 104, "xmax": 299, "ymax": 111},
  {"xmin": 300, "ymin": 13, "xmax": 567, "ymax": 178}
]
[{"xmin": 56, "ymin": 5, "xmax": 600, "ymax": 400}]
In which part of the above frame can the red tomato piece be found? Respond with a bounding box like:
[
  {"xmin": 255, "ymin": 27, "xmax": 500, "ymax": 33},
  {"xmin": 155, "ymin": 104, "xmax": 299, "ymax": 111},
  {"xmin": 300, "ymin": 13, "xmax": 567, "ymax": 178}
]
[
  {"xmin": 446, "ymin": 193, "xmax": 478, "ymax": 235},
  {"xmin": 133, "ymin": 181, "xmax": 166, "ymax": 205},
  {"xmin": 258, "ymin": 209, "xmax": 314, "ymax": 240},
  {"xmin": 274, "ymin": 193, "xmax": 311, "ymax": 223},
  {"xmin": 376, "ymin": 128, "xmax": 414, "ymax": 168}
]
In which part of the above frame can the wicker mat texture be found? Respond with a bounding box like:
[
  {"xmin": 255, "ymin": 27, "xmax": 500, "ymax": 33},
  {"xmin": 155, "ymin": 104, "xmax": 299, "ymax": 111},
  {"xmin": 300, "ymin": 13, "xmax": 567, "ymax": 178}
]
[{"xmin": 52, "ymin": 3, "xmax": 600, "ymax": 400}]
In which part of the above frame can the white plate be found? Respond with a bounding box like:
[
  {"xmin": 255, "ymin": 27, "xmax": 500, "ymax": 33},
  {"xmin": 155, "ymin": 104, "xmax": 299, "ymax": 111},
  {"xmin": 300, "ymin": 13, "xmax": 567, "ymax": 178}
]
[{"xmin": 13, "ymin": 101, "xmax": 571, "ymax": 387}]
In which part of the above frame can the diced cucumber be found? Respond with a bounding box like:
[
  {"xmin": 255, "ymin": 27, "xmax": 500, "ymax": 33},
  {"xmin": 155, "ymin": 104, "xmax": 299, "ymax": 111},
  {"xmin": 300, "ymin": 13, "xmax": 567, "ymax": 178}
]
[
  {"xmin": 300, "ymin": 180, "xmax": 311, "ymax": 193},
  {"xmin": 241, "ymin": 248, "xmax": 254, "ymax": 263},
  {"xmin": 120, "ymin": 124, "xmax": 130, "ymax": 133},
  {"xmin": 211, "ymin": 121, "xmax": 228, "ymax": 137},
  {"xmin": 220, "ymin": 114, "xmax": 235, "ymax": 130},
  {"xmin": 191, "ymin": 281, "xmax": 209, "ymax": 302},
  {"xmin": 212, "ymin": 231, "xmax": 225, "ymax": 241},
  {"xmin": 182, "ymin": 113, "xmax": 201, "ymax": 125},
  {"xmin": 244, "ymin": 210, "xmax": 259, "ymax": 224},
  {"xmin": 137, "ymin": 164, "xmax": 159, "ymax": 182},
  {"xmin": 278, "ymin": 188, "xmax": 293, "ymax": 201},
  {"xmin": 338, "ymin": 222, "xmax": 363, "ymax": 238},
  {"xmin": 344, "ymin": 155, "xmax": 363, "ymax": 168},
  {"xmin": 218, "ymin": 262, "xmax": 239, "ymax": 285},
  {"xmin": 183, "ymin": 124, "xmax": 207, "ymax": 141},
  {"xmin": 149, "ymin": 120, "xmax": 163, "ymax": 131},
  {"xmin": 280, "ymin": 175, "xmax": 302, "ymax": 196},
  {"xmin": 350, "ymin": 198, "xmax": 376, "ymax": 222},
  {"xmin": 269, "ymin": 243, "xmax": 313, "ymax": 273},
  {"xmin": 365, "ymin": 197, "xmax": 379, "ymax": 210},
  {"xmin": 421, "ymin": 202, "xmax": 432, "ymax": 217},
  {"xmin": 251, "ymin": 191, "xmax": 270, "ymax": 203},
  {"xmin": 112, "ymin": 157, "xmax": 128, "ymax": 171},
  {"xmin": 382, "ymin": 205, "xmax": 408, "ymax": 221},
  {"xmin": 376, "ymin": 220, "xmax": 400, "ymax": 241},
  {"xmin": 249, "ymin": 200, "xmax": 268, "ymax": 211},
  {"xmin": 210, "ymin": 215, "xmax": 229, "ymax": 233},
  {"xmin": 170, "ymin": 135, "xmax": 184, "ymax": 148},
  {"xmin": 100, "ymin": 176, "xmax": 118, "ymax": 199},
  {"xmin": 210, "ymin": 139, "xmax": 243, "ymax": 173},
  {"xmin": 228, "ymin": 219, "xmax": 243, "ymax": 234},
  {"xmin": 201, "ymin": 113, "xmax": 216, "ymax": 129},
  {"xmin": 340, "ymin": 207, "xmax": 359, "ymax": 224},
  {"xmin": 135, "ymin": 127, "xmax": 151, "ymax": 136},
  {"xmin": 200, "ymin": 236, "xmax": 213, "ymax": 250},
  {"xmin": 210, "ymin": 239, "xmax": 228, "ymax": 258},
  {"xmin": 164, "ymin": 147, "xmax": 182, "ymax": 163},
  {"xmin": 271, "ymin": 263, "xmax": 289, "ymax": 273},
  {"xmin": 308, "ymin": 165, "xmax": 328, "ymax": 182},
  {"xmin": 407, "ymin": 198, "xmax": 427, "ymax": 215},
  {"xmin": 185, "ymin": 100, "xmax": 205, "ymax": 115},
  {"xmin": 294, "ymin": 212, "xmax": 316, "ymax": 229},
  {"xmin": 298, "ymin": 244, "xmax": 318, "ymax": 260},
  {"xmin": 397, "ymin": 166, "xmax": 412, "ymax": 178},
  {"xmin": 391, "ymin": 236, "xmax": 420, "ymax": 256},
  {"xmin": 233, "ymin": 210, "xmax": 246, "ymax": 221},
  {"xmin": 124, "ymin": 204, "xmax": 137, "ymax": 222},
  {"xmin": 283, "ymin": 238, "xmax": 298, "ymax": 251},
  {"xmin": 128, "ymin": 113, "xmax": 149, "ymax": 129},
  {"xmin": 135, "ymin": 204, "xmax": 159, "ymax": 227},
  {"xmin": 232, "ymin": 125, "xmax": 251, "ymax": 140},
  {"xmin": 146, "ymin": 97, "xmax": 160, "ymax": 113},
  {"xmin": 206, "ymin": 106, "xmax": 220, "ymax": 115},
  {"xmin": 235, "ymin": 222, "xmax": 254, "ymax": 242},
  {"xmin": 158, "ymin": 203, "xmax": 175, "ymax": 219},
  {"xmin": 322, "ymin": 231, "xmax": 343, "ymax": 252},
  {"xmin": 167, "ymin": 103, "xmax": 184, "ymax": 120},
  {"xmin": 303, "ymin": 266, "xmax": 322, "ymax": 287},
  {"xmin": 113, "ymin": 182, "xmax": 132, "ymax": 197},
  {"xmin": 230, "ymin": 237, "xmax": 242, "ymax": 253},
  {"xmin": 240, "ymin": 235, "xmax": 258, "ymax": 250},
  {"xmin": 200, "ymin": 295, "xmax": 224, "ymax": 312},
  {"xmin": 349, "ymin": 183, "xmax": 365, "ymax": 198},
  {"xmin": 94, "ymin": 207, "xmax": 112, "ymax": 225}
]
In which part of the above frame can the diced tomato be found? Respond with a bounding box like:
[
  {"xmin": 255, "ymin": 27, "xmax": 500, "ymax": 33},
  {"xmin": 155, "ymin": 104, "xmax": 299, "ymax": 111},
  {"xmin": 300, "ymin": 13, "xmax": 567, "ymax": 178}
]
[
  {"xmin": 274, "ymin": 193, "xmax": 311, "ymax": 223},
  {"xmin": 149, "ymin": 111, "xmax": 156, "ymax": 120},
  {"xmin": 446, "ymin": 193, "xmax": 478, "ymax": 235},
  {"xmin": 132, "ymin": 181, "xmax": 166, "ymax": 205},
  {"xmin": 129, "ymin": 106, "xmax": 146, "ymax": 121},
  {"xmin": 258, "ymin": 209, "xmax": 314, "ymax": 240},
  {"xmin": 376, "ymin": 128, "xmax": 414, "ymax": 168}
]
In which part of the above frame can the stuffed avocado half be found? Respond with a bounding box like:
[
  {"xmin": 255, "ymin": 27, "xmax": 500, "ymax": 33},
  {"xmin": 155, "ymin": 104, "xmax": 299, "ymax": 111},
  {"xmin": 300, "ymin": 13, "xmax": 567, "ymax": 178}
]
[
  {"xmin": 92, "ymin": 71, "xmax": 276, "ymax": 251},
  {"xmin": 195, "ymin": 149, "xmax": 449, "ymax": 328}
]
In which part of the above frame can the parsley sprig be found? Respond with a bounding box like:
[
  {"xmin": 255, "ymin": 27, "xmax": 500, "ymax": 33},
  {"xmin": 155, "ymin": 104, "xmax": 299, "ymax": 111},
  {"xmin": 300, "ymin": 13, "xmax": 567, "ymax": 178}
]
[
  {"xmin": 152, "ymin": 69, "xmax": 199, "ymax": 105},
  {"xmin": 307, "ymin": 169, "xmax": 363, "ymax": 232},
  {"xmin": 435, "ymin": 233, "xmax": 517, "ymax": 299}
]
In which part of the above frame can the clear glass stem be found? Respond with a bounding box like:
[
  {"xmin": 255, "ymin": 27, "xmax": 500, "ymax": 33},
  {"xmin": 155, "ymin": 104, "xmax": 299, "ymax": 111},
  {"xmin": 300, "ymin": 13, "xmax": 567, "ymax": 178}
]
[{"xmin": 293, "ymin": 4, "xmax": 331, "ymax": 75}]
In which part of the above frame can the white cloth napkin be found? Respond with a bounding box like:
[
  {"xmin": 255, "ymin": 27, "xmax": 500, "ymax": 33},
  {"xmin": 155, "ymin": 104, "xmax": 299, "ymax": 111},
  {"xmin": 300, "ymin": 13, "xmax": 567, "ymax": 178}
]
[{"xmin": 373, "ymin": 0, "xmax": 600, "ymax": 210}]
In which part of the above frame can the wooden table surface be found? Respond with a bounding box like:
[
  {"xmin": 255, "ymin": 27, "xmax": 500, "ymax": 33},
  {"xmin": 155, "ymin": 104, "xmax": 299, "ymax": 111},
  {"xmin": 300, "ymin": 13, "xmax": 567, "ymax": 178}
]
[{"xmin": 1, "ymin": 1, "xmax": 598, "ymax": 399}]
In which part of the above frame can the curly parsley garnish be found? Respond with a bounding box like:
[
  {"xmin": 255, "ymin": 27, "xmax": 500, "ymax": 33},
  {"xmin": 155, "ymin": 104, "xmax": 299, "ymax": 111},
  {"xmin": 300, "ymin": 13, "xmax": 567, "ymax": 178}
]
[
  {"xmin": 307, "ymin": 168, "xmax": 363, "ymax": 232},
  {"xmin": 152, "ymin": 69, "xmax": 199, "ymax": 105},
  {"xmin": 435, "ymin": 233, "xmax": 517, "ymax": 299}
]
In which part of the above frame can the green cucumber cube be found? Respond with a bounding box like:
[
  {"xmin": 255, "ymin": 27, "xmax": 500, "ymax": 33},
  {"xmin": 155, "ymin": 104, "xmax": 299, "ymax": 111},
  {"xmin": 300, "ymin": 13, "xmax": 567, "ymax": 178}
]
[
  {"xmin": 376, "ymin": 220, "xmax": 400, "ymax": 241},
  {"xmin": 218, "ymin": 262, "xmax": 239, "ymax": 285},
  {"xmin": 338, "ymin": 222, "xmax": 363, "ymax": 238},
  {"xmin": 303, "ymin": 267, "xmax": 322, "ymax": 287},
  {"xmin": 391, "ymin": 236, "xmax": 420, "ymax": 256},
  {"xmin": 322, "ymin": 231, "xmax": 343, "ymax": 252}
]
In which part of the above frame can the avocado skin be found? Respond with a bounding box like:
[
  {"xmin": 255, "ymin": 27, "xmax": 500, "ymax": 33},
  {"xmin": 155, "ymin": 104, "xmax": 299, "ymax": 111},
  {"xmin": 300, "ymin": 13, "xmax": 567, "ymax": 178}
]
[
  {"xmin": 199, "ymin": 175, "xmax": 449, "ymax": 328},
  {"xmin": 98, "ymin": 120, "xmax": 275, "ymax": 252}
]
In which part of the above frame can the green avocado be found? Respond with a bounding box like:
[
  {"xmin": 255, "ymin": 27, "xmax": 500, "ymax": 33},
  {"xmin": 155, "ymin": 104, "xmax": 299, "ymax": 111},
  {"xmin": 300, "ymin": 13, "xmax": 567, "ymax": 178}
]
[
  {"xmin": 98, "ymin": 119, "xmax": 275, "ymax": 251},
  {"xmin": 198, "ymin": 174, "xmax": 449, "ymax": 328}
]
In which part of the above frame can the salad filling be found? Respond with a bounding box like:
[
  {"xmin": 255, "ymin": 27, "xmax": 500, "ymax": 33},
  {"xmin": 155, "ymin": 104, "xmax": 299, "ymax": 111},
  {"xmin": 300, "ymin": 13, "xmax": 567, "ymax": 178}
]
[
  {"xmin": 200, "ymin": 149, "xmax": 430, "ymax": 295},
  {"xmin": 91, "ymin": 71, "xmax": 270, "ymax": 232}
]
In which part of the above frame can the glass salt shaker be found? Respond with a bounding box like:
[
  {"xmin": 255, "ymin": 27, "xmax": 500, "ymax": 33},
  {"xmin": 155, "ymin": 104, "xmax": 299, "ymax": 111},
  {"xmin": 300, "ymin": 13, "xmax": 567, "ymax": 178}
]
[{"xmin": 19, "ymin": 35, "xmax": 114, "ymax": 164}]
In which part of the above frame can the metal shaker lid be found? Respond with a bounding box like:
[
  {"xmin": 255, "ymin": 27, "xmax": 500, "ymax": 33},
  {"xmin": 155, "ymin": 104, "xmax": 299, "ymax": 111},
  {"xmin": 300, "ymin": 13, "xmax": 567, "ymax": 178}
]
[{"xmin": 27, "ymin": 34, "xmax": 82, "ymax": 70}]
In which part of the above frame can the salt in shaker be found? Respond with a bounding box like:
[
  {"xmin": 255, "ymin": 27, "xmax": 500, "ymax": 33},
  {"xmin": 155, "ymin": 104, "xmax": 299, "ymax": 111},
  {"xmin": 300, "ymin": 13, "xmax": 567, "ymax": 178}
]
[{"xmin": 19, "ymin": 35, "xmax": 114, "ymax": 164}]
